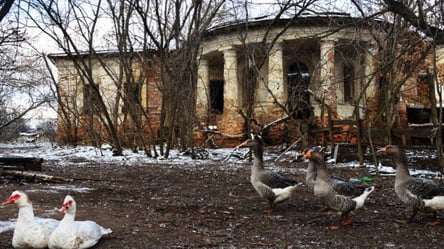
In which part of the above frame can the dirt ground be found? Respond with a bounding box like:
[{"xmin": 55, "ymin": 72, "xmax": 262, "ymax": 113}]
[{"xmin": 1, "ymin": 145, "xmax": 444, "ymax": 249}]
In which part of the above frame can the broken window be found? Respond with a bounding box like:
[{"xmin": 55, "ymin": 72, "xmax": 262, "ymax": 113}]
[
  {"xmin": 407, "ymin": 107, "xmax": 431, "ymax": 124},
  {"xmin": 122, "ymin": 83, "xmax": 141, "ymax": 114},
  {"xmin": 82, "ymin": 83, "xmax": 101, "ymax": 115},
  {"xmin": 210, "ymin": 80, "xmax": 224, "ymax": 114},
  {"xmin": 287, "ymin": 62, "xmax": 311, "ymax": 119},
  {"xmin": 343, "ymin": 63, "xmax": 355, "ymax": 103}
]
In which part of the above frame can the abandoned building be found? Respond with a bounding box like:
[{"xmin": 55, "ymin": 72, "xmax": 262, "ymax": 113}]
[{"xmin": 50, "ymin": 15, "xmax": 444, "ymax": 147}]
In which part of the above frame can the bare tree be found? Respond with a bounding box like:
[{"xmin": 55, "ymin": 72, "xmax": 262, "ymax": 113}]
[
  {"xmin": 381, "ymin": 0, "xmax": 444, "ymax": 166},
  {"xmin": 0, "ymin": 2, "xmax": 55, "ymax": 139},
  {"xmin": 23, "ymin": 0, "xmax": 127, "ymax": 154},
  {"xmin": 130, "ymin": 0, "xmax": 225, "ymax": 158},
  {"xmin": 0, "ymin": 0, "xmax": 14, "ymax": 22}
]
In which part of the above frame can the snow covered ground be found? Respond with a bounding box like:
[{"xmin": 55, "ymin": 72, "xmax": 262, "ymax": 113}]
[{"xmin": 0, "ymin": 142, "xmax": 441, "ymax": 175}]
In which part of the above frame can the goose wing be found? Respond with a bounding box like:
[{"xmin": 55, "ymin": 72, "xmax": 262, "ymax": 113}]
[
  {"xmin": 259, "ymin": 170, "xmax": 298, "ymax": 189},
  {"xmin": 407, "ymin": 178, "xmax": 444, "ymax": 199},
  {"xmin": 333, "ymin": 178, "xmax": 366, "ymax": 197},
  {"xmin": 321, "ymin": 191, "xmax": 356, "ymax": 213}
]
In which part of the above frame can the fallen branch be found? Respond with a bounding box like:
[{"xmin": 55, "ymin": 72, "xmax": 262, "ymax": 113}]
[
  {"xmin": 263, "ymin": 115, "xmax": 290, "ymax": 131},
  {"xmin": 200, "ymin": 129, "xmax": 245, "ymax": 138},
  {"xmin": 274, "ymin": 138, "xmax": 302, "ymax": 162},
  {"xmin": 3, "ymin": 170, "xmax": 73, "ymax": 183},
  {"xmin": 222, "ymin": 139, "xmax": 249, "ymax": 162}
]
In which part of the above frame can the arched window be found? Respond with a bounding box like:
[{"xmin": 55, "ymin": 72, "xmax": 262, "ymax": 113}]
[{"xmin": 287, "ymin": 62, "xmax": 311, "ymax": 119}]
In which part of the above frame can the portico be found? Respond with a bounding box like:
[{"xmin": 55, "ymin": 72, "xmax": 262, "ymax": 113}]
[{"xmin": 196, "ymin": 16, "xmax": 378, "ymax": 145}]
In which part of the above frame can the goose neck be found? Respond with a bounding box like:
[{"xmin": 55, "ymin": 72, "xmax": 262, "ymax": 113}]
[{"xmin": 17, "ymin": 205, "xmax": 35, "ymax": 223}]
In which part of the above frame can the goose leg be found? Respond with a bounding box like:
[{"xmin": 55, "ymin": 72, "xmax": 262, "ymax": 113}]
[
  {"xmin": 263, "ymin": 203, "xmax": 274, "ymax": 214},
  {"xmin": 330, "ymin": 214, "xmax": 348, "ymax": 230},
  {"xmin": 396, "ymin": 209, "xmax": 417, "ymax": 224},
  {"xmin": 341, "ymin": 213, "xmax": 352, "ymax": 226},
  {"xmin": 426, "ymin": 211, "xmax": 440, "ymax": 226}
]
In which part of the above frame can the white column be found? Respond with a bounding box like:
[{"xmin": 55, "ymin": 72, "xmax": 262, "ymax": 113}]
[
  {"xmin": 267, "ymin": 42, "xmax": 285, "ymax": 106},
  {"xmin": 320, "ymin": 39, "xmax": 337, "ymax": 109},
  {"xmin": 196, "ymin": 57, "xmax": 210, "ymax": 117},
  {"xmin": 223, "ymin": 48, "xmax": 239, "ymax": 110}
]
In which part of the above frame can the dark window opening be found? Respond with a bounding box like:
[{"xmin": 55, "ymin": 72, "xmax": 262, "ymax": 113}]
[
  {"xmin": 210, "ymin": 80, "xmax": 224, "ymax": 114},
  {"xmin": 82, "ymin": 83, "xmax": 101, "ymax": 115},
  {"xmin": 287, "ymin": 62, "xmax": 311, "ymax": 119},
  {"xmin": 122, "ymin": 83, "xmax": 141, "ymax": 114},
  {"xmin": 343, "ymin": 63, "xmax": 355, "ymax": 103},
  {"xmin": 407, "ymin": 107, "xmax": 431, "ymax": 124}
]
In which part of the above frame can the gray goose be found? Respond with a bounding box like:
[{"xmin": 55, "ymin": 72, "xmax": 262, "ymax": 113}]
[
  {"xmin": 304, "ymin": 148, "xmax": 365, "ymax": 197},
  {"xmin": 378, "ymin": 145, "xmax": 444, "ymax": 225},
  {"xmin": 242, "ymin": 133, "xmax": 301, "ymax": 213},
  {"xmin": 303, "ymin": 149, "xmax": 375, "ymax": 229}
]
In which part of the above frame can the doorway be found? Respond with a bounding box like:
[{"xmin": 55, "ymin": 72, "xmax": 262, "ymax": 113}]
[{"xmin": 287, "ymin": 62, "xmax": 311, "ymax": 119}]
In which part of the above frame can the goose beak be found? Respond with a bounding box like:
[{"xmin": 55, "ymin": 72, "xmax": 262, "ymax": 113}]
[
  {"xmin": 2, "ymin": 199, "xmax": 14, "ymax": 205},
  {"xmin": 302, "ymin": 150, "xmax": 312, "ymax": 159},
  {"xmin": 377, "ymin": 147, "xmax": 387, "ymax": 153},
  {"xmin": 2, "ymin": 193, "xmax": 20, "ymax": 206}
]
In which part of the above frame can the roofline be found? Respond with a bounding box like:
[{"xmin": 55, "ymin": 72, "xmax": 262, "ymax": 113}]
[
  {"xmin": 47, "ymin": 49, "xmax": 157, "ymax": 60},
  {"xmin": 204, "ymin": 14, "xmax": 388, "ymax": 38}
]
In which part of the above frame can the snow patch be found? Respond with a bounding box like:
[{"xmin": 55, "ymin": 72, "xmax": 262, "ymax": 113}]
[{"xmin": 0, "ymin": 221, "xmax": 15, "ymax": 233}]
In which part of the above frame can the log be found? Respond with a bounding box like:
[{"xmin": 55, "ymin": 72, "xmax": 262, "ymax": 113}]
[
  {"xmin": 0, "ymin": 157, "xmax": 43, "ymax": 171},
  {"xmin": 2, "ymin": 170, "xmax": 73, "ymax": 183}
]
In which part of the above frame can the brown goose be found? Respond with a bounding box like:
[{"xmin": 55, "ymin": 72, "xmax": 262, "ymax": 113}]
[
  {"xmin": 304, "ymin": 148, "xmax": 365, "ymax": 197},
  {"xmin": 378, "ymin": 145, "xmax": 444, "ymax": 225},
  {"xmin": 242, "ymin": 133, "xmax": 301, "ymax": 213},
  {"xmin": 304, "ymin": 149, "xmax": 375, "ymax": 229}
]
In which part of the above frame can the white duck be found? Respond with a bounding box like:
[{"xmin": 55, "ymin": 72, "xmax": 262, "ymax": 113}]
[
  {"xmin": 48, "ymin": 195, "xmax": 112, "ymax": 249},
  {"xmin": 2, "ymin": 190, "xmax": 59, "ymax": 249}
]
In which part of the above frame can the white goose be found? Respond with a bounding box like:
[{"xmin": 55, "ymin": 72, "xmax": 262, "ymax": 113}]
[
  {"xmin": 2, "ymin": 190, "xmax": 59, "ymax": 249},
  {"xmin": 48, "ymin": 195, "xmax": 112, "ymax": 249}
]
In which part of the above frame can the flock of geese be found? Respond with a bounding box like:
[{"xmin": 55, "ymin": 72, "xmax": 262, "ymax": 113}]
[
  {"xmin": 3, "ymin": 133, "xmax": 444, "ymax": 247},
  {"xmin": 241, "ymin": 133, "xmax": 444, "ymax": 229}
]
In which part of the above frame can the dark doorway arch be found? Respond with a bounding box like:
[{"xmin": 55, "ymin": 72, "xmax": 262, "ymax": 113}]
[{"xmin": 287, "ymin": 62, "xmax": 311, "ymax": 119}]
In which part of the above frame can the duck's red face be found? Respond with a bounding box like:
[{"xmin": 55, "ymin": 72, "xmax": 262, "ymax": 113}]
[
  {"xmin": 60, "ymin": 200, "xmax": 73, "ymax": 212},
  {"xmin": 2, "ymin": 193, "xmax": 21, "ymax": 205}
]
